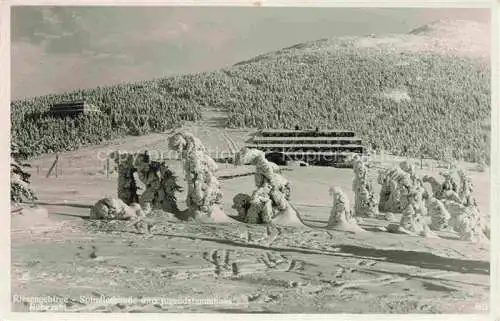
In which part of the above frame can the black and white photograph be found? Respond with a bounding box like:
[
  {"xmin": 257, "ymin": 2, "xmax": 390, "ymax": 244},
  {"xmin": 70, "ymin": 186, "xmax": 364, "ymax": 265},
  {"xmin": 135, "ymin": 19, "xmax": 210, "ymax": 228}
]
[{"xmin": 5, "ymin": 2, "xmax": 497, "ymax": 315}]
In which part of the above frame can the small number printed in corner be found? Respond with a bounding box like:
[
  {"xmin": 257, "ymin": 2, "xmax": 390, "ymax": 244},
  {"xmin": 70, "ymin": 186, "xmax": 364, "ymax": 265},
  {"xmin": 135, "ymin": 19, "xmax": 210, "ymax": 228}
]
[{"xmin": 474, "ymin": 302, "xmax": 489, "ymax": 312}]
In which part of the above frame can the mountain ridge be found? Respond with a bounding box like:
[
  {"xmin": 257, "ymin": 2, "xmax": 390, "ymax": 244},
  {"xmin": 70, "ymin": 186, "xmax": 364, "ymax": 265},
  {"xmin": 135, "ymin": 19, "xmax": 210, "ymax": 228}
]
[{"xmin": 234, "ymin": 19, "xmax": 490, "ymax": 67}]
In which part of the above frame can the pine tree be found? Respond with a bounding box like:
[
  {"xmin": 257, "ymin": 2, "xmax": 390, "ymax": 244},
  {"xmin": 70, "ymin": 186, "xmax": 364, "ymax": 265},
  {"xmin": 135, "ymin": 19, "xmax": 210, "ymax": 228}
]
[
  {"xmin": 11, "ymin": 142, "xmax": 37, "ymax": 204},
  {"xmin": 160, "ymin": 164, "xmax": 183, "ymax": 213}
]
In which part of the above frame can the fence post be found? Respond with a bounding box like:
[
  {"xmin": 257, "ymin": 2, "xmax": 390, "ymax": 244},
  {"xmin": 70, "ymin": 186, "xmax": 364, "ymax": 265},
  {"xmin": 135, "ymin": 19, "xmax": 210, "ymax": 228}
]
[
  {"xmin": 46, "ymin": 154, "xmax": 59, "ymax": 178},
  {"xmin": 56, "ymin": 154, "xmax": 59, "ymax": 178},
  {"xmin": 106, "ymin": 157, "xmax": 110, "ymax": 177}
]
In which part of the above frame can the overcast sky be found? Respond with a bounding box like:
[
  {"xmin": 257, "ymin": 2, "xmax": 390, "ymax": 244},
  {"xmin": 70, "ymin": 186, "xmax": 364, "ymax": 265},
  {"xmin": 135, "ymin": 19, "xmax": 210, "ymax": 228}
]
[{"xmin": 11, "ymin": 6, "xmax": 490, "ymax": 100}]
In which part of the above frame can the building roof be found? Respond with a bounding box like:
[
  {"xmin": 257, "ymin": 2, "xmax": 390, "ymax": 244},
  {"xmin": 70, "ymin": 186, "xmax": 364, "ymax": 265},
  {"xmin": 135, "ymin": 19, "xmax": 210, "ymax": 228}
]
[
  {"xmin": 245, "ymin": 143, "xmax": 363, "ymax": 149},
  {"xmin": 251, "ymin": 136, "xmax": 362, "ymax": 142},
  {"xmin": 259, "ymin": 129, "xmax": 355, "ymax": 134}
]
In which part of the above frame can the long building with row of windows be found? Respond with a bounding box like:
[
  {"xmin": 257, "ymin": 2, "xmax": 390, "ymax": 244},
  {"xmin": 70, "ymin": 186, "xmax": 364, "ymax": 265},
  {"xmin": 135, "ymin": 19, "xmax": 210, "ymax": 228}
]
[
  {"xmin": 48, "ymin": 100, "xmax": 100, "ymax": 117},
  {"xmin": 245, "ymin": 128, "xmax": 366, "ymax": 166}
]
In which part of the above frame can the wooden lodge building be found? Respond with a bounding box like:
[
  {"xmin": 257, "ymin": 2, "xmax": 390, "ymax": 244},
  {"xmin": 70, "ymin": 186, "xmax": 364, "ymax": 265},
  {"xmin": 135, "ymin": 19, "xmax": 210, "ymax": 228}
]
[
  {"xmin": 245, "ymin": 128, "xmax": 366, "ymax": 166},
  {"xmin": 48, "ymin": 100, "xmax": 100, "ymax": 117}
]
